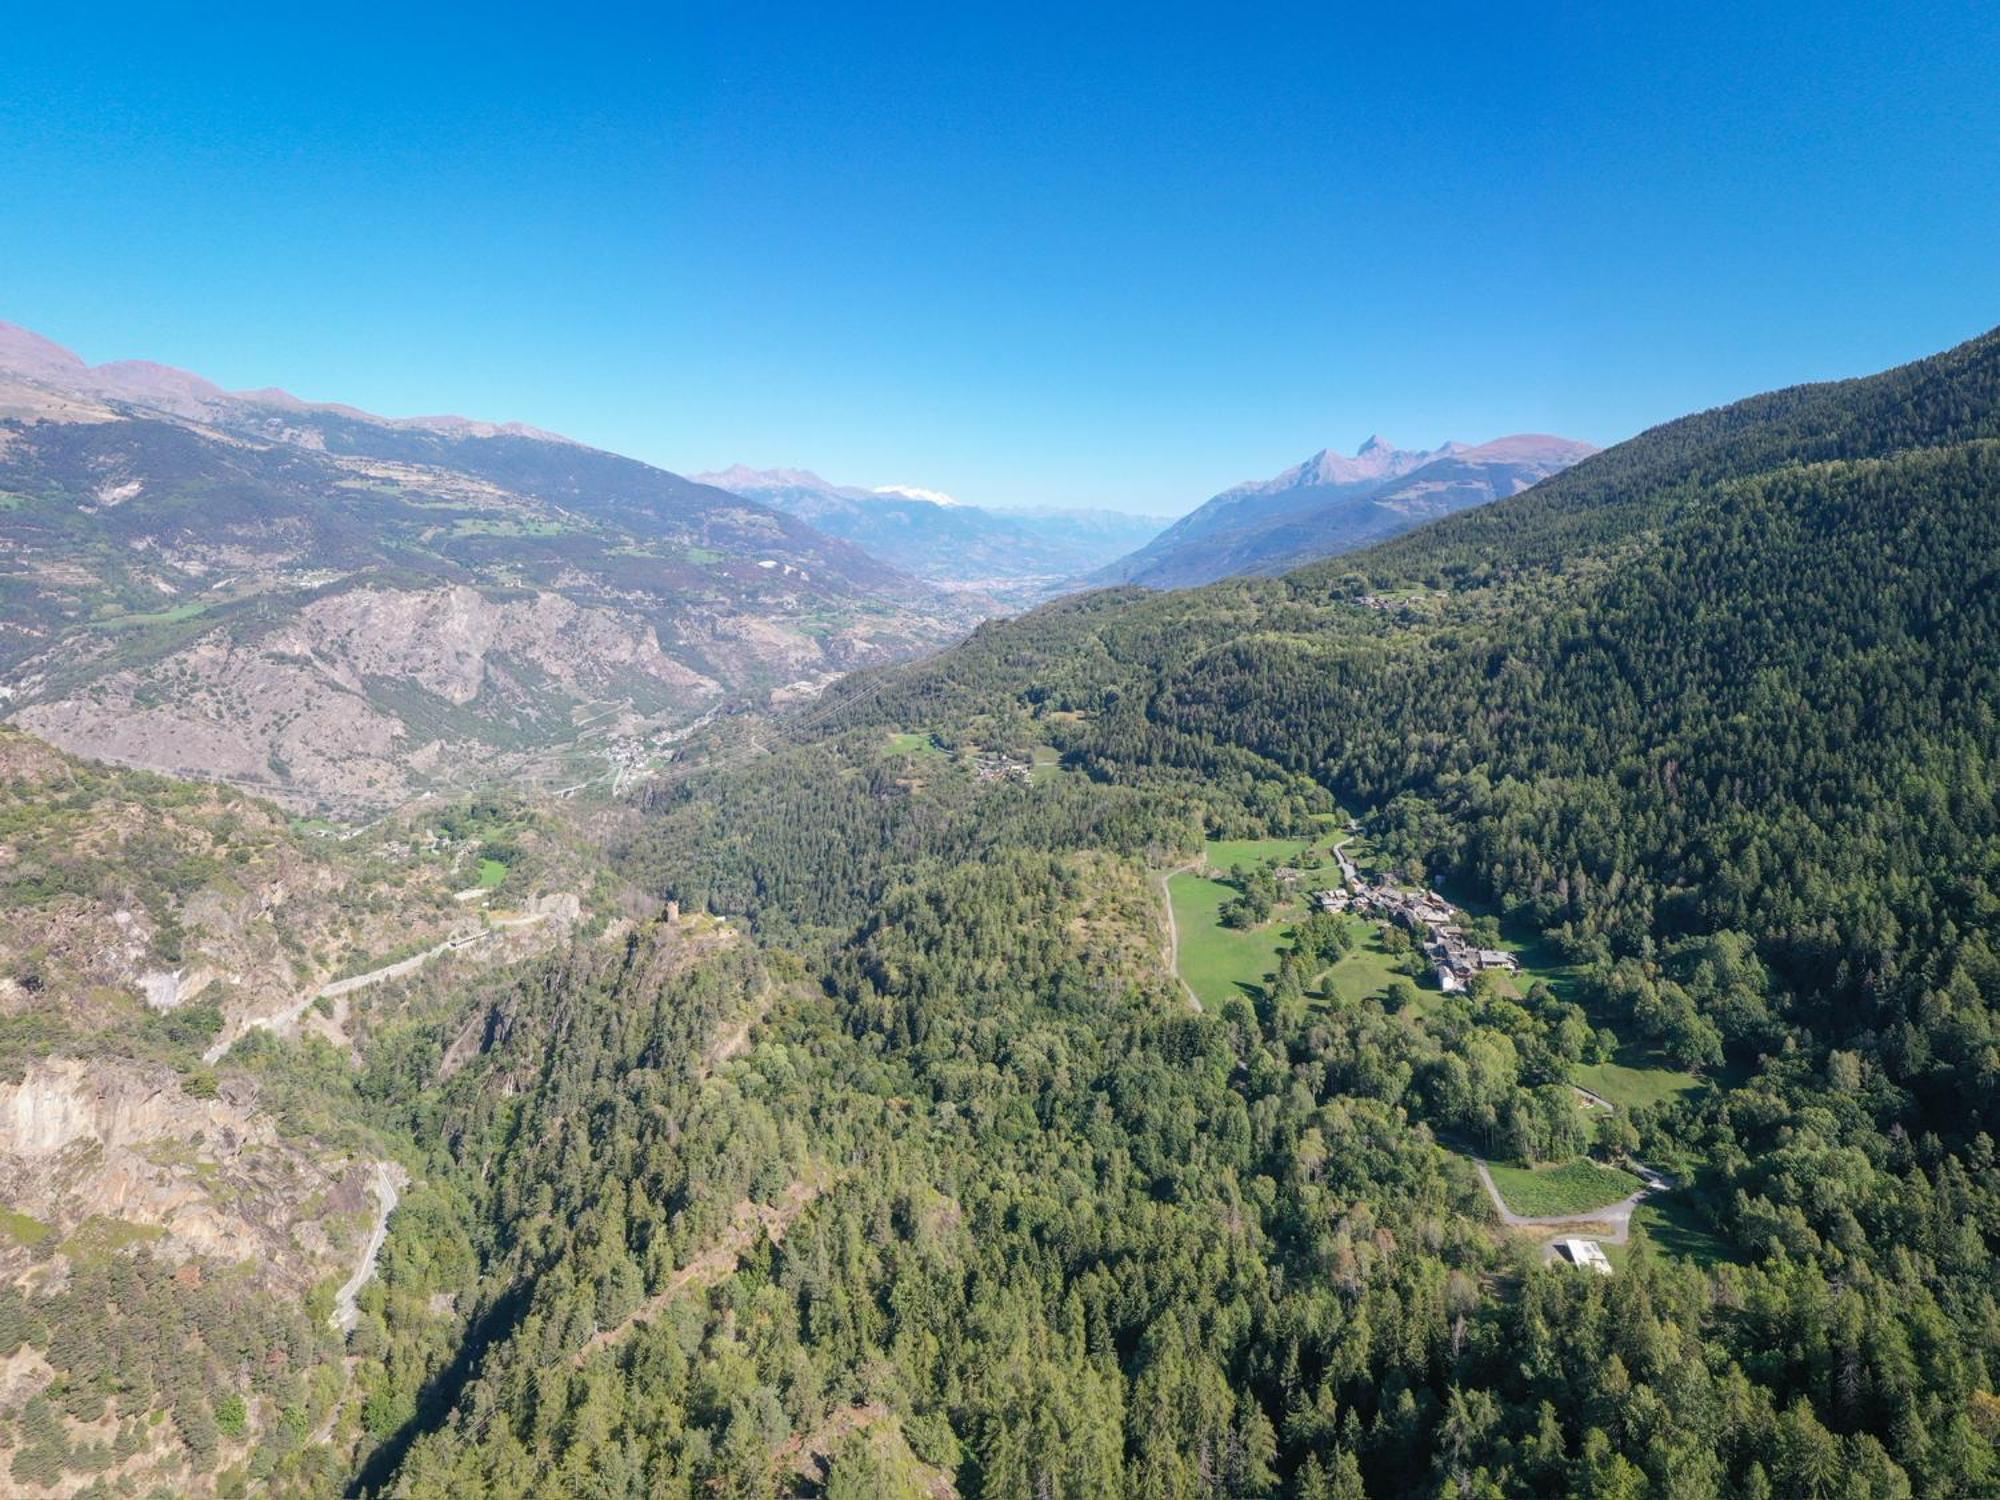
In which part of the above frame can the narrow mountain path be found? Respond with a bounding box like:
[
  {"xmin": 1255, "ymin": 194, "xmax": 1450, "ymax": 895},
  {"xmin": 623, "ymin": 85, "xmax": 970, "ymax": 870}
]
[
  {"xmin": 572, "ymin": 1176, "xmax": 823, "ymax": 1365},
  {"xmin": 331, "ymin": 1161, "xmax": 404, "ymax": 1333},
  {"xmin": 774, "ymin": 1403, "xmax": 958, "ymax": 1498},
  {"xmin": 700, "ymin": 985, "xmax": 782, "ymax": 1078},
  {"xmin": 1154, "ymin": 861, "xmax": 1202, "ymax": 1012}
]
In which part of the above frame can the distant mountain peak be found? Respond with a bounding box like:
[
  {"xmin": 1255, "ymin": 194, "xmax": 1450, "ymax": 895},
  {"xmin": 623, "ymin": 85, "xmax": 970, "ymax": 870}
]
[
  {"xmin": 1093, "ymin": 429, "xmax": 1597, "ymax": 589},
  {"xmin": 872, "ymin": 483, "xmax": 961, "ymax": 508},
  {"xmin": 0, "ymin": 315, "xmax": 576, "ymax": 443},
  {"xmin": 0, "ymin": 319, "xmax": 89, "ymax": 379},
  {"xmin": 694, "ymin": 464, "xmax": 837, "ymax": 492},
  {"xmin": 695, "ymin": 462, "xmax": 1165, "ymax": 601}
]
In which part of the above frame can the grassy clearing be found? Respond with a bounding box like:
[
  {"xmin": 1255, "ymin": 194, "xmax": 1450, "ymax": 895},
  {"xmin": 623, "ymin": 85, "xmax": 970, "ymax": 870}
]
[
  {"xmin": 87, "ymin": 600, "xmax": 211, "ymax": 631},
  {"xmin": 1486, "ymin": 1158, "xmax": 1641, "ymax": 1217},
  {"xmin": 1169, "ymin": 871, "xmax": 1290, "ymax": 1008},
  {"xmin": 1314, "ymin": 919, "xmax": 1411, "ymax": 1008},
  {"xmin": 1573, "ymin": 1053, "xmax": 1701, "ymax": 1112},
  {"xmin": 884, "ymin": 731, "xmax": 942, "ymax": 757},
  {"xmin": 447, "ymin": 517, "xmax": 570, "ymax": 538},
  {"xmin": 1201, "ymin": 836, "xmax": 1313, "ymax": 871},
  {"xmin": 0, "ymin": 1208, "xmax": 52, "ymax": 1247},
  {"xmin": 1169, "ymin": 832, "xmax": 1381, "ymax": 1009},
  {"xmin": 477, "ymin": 857, "xmax": 508, "ymax": 889},
  {"xmin": 1029, "ymin": 745, "xmax": 1062, "ymax": 784},
  {"xmin": 1627, "ymin": 1195, "xmax": 1734, "ymax": 1267}
]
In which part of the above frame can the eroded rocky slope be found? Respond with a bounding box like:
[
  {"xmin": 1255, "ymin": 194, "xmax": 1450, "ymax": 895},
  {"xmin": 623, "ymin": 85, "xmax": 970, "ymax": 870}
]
[{"xmin": 0, "ymin": 320, "xmax": 980, "ymax": 811}]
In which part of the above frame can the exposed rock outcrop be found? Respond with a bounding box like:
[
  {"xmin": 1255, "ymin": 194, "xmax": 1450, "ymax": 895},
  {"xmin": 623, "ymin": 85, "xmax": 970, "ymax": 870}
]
[{"xmin": 0, "ymin": 1059, "xmax": 368, "ymax": 1292}]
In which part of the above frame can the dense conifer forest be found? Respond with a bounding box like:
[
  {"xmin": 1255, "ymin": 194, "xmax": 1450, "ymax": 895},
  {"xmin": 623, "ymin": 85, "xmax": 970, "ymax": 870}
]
[{"xmin": 3, "ymin": 330, "xmax": 1997, "ymax": 1497}]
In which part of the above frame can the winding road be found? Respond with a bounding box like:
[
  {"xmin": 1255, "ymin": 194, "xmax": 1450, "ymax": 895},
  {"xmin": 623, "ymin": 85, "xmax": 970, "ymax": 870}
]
[
  {"xmin": 1331, "ymin": 837, "xmax": 1359, "ymax": 888},
  {"xmin": 202, "ymin": 910, "xmax": 560, "ymax": 1065},
  {"xmin": 1471, "ymin": 1158, "xmax": 1668, "ymax": 1249},
  {"xmin": 331, "ymin": 1161, "xmax": 403, "ymax": 1334},
  {"xmin": 1471, "ymin": 1121, "xmax": 1672, "ymax": 1263}
]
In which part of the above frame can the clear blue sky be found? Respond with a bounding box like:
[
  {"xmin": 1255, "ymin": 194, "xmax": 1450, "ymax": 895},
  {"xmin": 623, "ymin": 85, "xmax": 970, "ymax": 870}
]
[{"xmin": 3, "ymin": 3, "xmax": 1995, "ymax": 514}]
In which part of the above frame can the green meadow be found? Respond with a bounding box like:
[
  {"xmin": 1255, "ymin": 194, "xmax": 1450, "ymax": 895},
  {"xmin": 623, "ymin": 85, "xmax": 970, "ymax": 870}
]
[
  {"xmin": 1486, "ymin": 1158, "xmax": 1640, "ymax": 1217},
  {"xmin": 1573, "ymin": 1053, "xmax": 1702, "ymax": 1112},
  {"xmin": 1168, "ymin": 870, "xmax": 1290, "ymax": 1009}
]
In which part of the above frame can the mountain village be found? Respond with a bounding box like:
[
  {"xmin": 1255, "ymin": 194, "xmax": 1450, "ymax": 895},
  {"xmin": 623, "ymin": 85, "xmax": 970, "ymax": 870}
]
[{"xmin": 1313, "ymin": 854, "xmax": 1521, "ymax": 994}]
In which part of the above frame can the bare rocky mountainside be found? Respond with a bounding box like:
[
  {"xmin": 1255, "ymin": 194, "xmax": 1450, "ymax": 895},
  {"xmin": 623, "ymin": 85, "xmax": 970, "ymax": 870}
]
[
  {"xmin": 0, "ymin": 322, "xmax": 980, "ymax": 811},
  {"xmin": 0, "ymin": 722, "xmax": 607, "ymax": 1491},
  {"xmin": 1089, "ymin": 432, "xmax": 1597, "ymax": 588}
]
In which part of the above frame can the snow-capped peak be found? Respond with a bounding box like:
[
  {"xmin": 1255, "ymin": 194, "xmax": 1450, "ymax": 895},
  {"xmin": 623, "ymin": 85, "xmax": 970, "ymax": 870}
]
[{"xmin": 873, "ymin": 484, "xmax": 961, "ymax": 507}]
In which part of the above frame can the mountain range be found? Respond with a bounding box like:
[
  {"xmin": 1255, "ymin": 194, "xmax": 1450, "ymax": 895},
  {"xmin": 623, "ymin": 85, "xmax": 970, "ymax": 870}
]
[
  {"xmin": 1088, "ymin": 431, "xmax": 1596, "ymax": 588},
  {"xmin": 0, "ymin": 321, "xmax": 979, "ymax": 810},
  {"xmin": 0, "ymin": 317, "xmax": 1994, "ymax": 1497},
  {"xmin": 694, "ymin": 464, "xmax": 1167, "ymax": 604}
]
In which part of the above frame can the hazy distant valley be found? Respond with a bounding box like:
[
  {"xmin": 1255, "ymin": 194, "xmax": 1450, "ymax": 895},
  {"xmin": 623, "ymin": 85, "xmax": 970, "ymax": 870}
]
[
  {"xmin": 694, "ymin": 464, "xmax": 1168, "ymax": 605},
  {"xmin": 0, "ymin": 316, "xmax": 1597, "ymax": 816}
]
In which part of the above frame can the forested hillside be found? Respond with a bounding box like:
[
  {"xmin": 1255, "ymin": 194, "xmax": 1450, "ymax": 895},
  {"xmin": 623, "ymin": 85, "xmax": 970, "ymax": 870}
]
[
  {"xmin": 611, "ymin": 327, "xmax": 2000, "ymax": 1493},
  {"xmin": 2, "ymin": 327, "xmax": 1996, "ymax": 1499}
]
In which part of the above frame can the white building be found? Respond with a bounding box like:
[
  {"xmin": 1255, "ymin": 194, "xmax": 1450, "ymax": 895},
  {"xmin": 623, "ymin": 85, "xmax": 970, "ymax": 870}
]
[{"xmin": 1558, "ymin": 1238, "xmax": 1613, "ymax": 1275}]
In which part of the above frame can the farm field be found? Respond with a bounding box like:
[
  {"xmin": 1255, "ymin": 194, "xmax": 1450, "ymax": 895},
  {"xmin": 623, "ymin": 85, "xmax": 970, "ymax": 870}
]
[
  {"xmin": 1485, "ymin": 1158, "xmax": 1641, "ymax": 1217},
  {"xmin": 1199, "ymin": 835, "xmax": 1316, "ymax": 872},
  {"xmin": 87, "ymin": 600, "xmax": 212, "ymax": 631},
  {"xmin": 1167, "ymin": 870, "xmax": 1290, "ymax": 1009}
]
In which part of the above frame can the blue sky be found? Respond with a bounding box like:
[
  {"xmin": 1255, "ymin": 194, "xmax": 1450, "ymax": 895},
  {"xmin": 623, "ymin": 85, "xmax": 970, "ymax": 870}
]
[{"xmin": 2, "ymin": 3, "xmax": 1995, "ymax": 514}]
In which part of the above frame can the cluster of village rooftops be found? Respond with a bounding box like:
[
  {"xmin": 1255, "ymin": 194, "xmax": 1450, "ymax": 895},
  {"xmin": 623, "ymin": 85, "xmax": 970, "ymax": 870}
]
[{"xmin": 1311, "ymin": 864, "xmax": 1520, "ymax": 993}]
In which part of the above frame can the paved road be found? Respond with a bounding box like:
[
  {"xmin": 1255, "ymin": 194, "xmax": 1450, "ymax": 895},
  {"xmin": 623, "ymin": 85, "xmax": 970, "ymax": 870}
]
[
  {"xmin": 1331, "ymin": 837, "xmax": 1360, "ymax": 887},
  {"xmin": 202, "ymin": 912, "xmax": 560, "ymax": 1064},
  {"xmin": 1472, "ymin": 1158, "xmax": 1657, "ymax": 1246},
  {"xmin": 1469, "ymin": 1101, "xmax": 1672, "ymax": 1263},
  {"xmin": 202, "ymin": 935, "xmax": 478, "ymax": 1063},
  {"xmin": 331, "ymin": 1162, "xmax": 403, "ymax": 1333}
]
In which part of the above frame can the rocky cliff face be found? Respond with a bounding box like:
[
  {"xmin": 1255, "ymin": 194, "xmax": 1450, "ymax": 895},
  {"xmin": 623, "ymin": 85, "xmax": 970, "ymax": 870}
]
[
  {"xmin": 15, "ymin": 583, "xmax": 723, "ymax": 807},
  {"xmin": 0, "ymin": 1059, "xmax": 365, "ymax": 1291},
  {"xmin": 0, "ymin": 725, "xmax": 582, "ymax": 1045}
]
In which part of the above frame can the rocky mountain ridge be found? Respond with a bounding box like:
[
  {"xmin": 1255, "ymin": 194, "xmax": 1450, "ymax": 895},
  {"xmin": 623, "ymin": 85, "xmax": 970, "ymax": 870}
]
[
  {"xmin": 1089, "ymin": 432, "xmax": 1597, "ymax": 588},
  {"xmin": 0, "ymin": 320, "xmax": 981, "ymax": 810}
]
